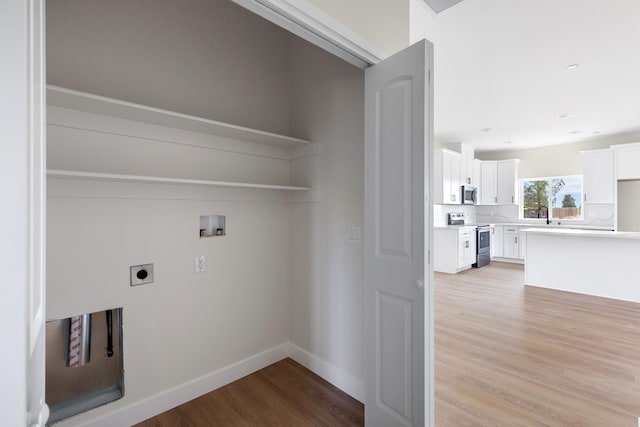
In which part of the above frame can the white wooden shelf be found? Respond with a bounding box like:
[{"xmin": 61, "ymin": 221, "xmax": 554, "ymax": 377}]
[
  {"xmin": 47, "ymin": 170, "xmax": 312, "ymax": 191},
  {"xmin": 47, "ymin": 85, "xmax": 311, "ymax": 148}
]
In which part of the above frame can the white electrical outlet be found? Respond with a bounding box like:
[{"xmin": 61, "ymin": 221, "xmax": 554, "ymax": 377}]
[{"xmin": 195, "ymin": 256, "xmax": 205, "ymax": 273}]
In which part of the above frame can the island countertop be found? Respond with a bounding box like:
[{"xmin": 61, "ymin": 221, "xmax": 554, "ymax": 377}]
[{"xmin": 521, "ymin": 227, "xmax": 640, "ymax": 239}]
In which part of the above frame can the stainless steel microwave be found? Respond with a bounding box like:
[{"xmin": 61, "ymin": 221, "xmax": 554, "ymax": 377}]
[{"xmin": 461, "ymin": 185, "xmax": 477, "ymax": 205}]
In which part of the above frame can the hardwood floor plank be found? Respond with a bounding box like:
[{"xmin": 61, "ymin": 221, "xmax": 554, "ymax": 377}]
[
  {"xmin": 435, "ymin": 262, "xmax": 640, "ymax": 426},
  {"xmin": 133, "ymin": 358, "xmax": 363, "ymax": 427}
]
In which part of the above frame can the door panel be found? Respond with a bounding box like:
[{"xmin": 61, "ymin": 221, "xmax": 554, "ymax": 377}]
[
  {"xmin": 364, "ymin": 39, "xmax": 433, "ymax": 427},
  {"xmin": 377, "ymin": 78, "xmax": 413, "ymax": 259}
]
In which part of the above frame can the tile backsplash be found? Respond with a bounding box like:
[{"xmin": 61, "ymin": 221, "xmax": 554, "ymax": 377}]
[{"xmin": 435, "ymin": 204, "xmax": 614, "ymax": 228}]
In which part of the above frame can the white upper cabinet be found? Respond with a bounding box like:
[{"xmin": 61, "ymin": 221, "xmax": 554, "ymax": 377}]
[
  {"xmin": 497, "ymin": 159, "xmax": 519, "ymax": 205},
  {"xmin": 460, "ymin": 143, "xmax": 475, "ymax": 186},
  {"xmin": 479, "ymin": 159, "xmax": 519, "ymax": 205},
  {"xmin": 434, "ymin": 148, "xmax": 461, "ymax": 204},
  {"xmin": 480, "ymin": 161, "xmax": 497, "ymax": 204},
  {"xmin": 612, "ymin": 142, "xmax": 640, "ymax": 180},
  {"xmin": 582, "ymin": 149, "xmax": 615, "ymax": 204}
]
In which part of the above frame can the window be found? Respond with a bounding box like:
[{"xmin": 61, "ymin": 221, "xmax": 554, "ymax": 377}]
[{"xmin": 521, "ymin": 176, "xmax": 583, "ymax": 220}]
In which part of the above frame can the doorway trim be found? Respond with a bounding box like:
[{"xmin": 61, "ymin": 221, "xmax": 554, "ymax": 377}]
[{"xmin": 231, "ymin": 0, "xmax": 387, "ymax": 68}]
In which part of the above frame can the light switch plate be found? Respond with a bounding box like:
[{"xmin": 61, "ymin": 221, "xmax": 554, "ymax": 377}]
[{"xmin": 130, "ymin": 264, "xmax": 154, "ymax": 286}]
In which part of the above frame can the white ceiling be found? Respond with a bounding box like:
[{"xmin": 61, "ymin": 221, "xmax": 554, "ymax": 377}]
[{"xmin": 410, "ymin": 0, "xmax": 640, "ymax": 152}]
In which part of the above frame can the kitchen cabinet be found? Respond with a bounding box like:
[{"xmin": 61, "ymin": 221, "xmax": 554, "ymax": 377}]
[
  {"xmin": 434, "ymin": 148, "xmax": 461, "ymax": 204},
  {"xmin": 478, "ymin": 159, "xmax": 519, "ymax": 205},
  {"xmin": 503, "ymin": 225, "xmax": 519, "ymax": 259},
  {"xmin": 480, "ymin": 161, "xmax": 497, "ymax": 205},
  {"xmin": 582, "ymin": 149, "xmax": 614, "ymax": 204},
  {"xmin": 497, "ymin": 160, "xmax": 519, "ymax": 205},
  {"xmin": 491, "ymin": 225, "xmax": 503, "ymax": 258},
  {"xmin": 460, "ymin": 143, "xmax": 475, "ymax": 186},
  {"xmin": 434, "ymin": 226, "xmax": 477, "ymax": 273},
  {"xmin": 458, "ymin": 227, "xmax": 477, "ymax": 268},
  {"xmin": 612, "ymin": 142, "xmax": 640, "ymax": 180}
]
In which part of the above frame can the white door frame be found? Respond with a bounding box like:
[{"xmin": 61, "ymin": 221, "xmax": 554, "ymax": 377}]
[
  {"xmin": 231, "ymin": 0, "xmax": 388, "ymax": 68},
  {"xmin": 1, "ymin": 0, "xmax": 48, "ymax": 425}
]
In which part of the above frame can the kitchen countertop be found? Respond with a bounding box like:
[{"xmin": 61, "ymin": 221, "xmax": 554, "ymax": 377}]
[
  {"xmin": 521, "ymin": 227, "xmax": 640, "ymax": 239},
  {"xmin": 489, "ymin": 222, "xmax": 613, "ymax": 230},
  {"xmin": 435, "ymin": 223, "xmax": 614, "ymax": 231}
]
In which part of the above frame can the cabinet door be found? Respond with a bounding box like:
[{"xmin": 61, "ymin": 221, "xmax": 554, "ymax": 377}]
[
  {"xmin": 457, "ymin": 238, "xmax": 466, "ymax": 268},
  {"xmin": 457, "ymin": 229, "xmax": 474, "ymax": 268},
  {"xmin": 446, "ymin": 150, "xmax": 461, "ymax": 204},
  {"xmin": 481, "ymin": 161, "xmax": 497, "ymax": 205},
  {"xmin": 493, "ymin": 225, "xmax": 503, "ymax": 257},
  {"xmin": 473, "ymin": 159, "xmax": 482, "ymax": 193},
  {"xmin": 583, "ymin": 149, "xmax": 614, "ymax": 204},
  {"xmin": 460, "ymin": 143, "xmax": 474, "ymax": 186},
  {"xmin": 615, "ymin": 144, "xmax": 640, "ymax": 180},
  {"xmin": 518, "ymin": 231, "xmax": 527, "ymax": 260},
  {"xmin": 466, "ymin": 232, "xmax": 477, "ymax": 265},
  {"xmin": 503, "ymin": 227, "xmax": 519, "ymax": 259},
  {"xmin": 435, "ymin": 149, "xmax": 461, "ymax": 204},
  {"xmin": 497, "ymin": 160, "xmax": 518, "ymax": 205}
]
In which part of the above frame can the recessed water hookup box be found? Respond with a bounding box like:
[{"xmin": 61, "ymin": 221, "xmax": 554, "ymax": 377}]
[{"xmin": 200, "ymin": 214, "xmax": 225, "ymax": 238}]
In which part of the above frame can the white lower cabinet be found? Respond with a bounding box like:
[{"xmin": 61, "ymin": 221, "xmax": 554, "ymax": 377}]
[
  {"xmin": 434, "ymin": 227, "xmax": 477, "ymax": 274},
  {"xmin": 503, "ymin": 226, "xmax": 519, "ymax": 259},
  {"xmin": 492, "ymin": 225, "xmax": 525, "ymax": 262},
  {"xmin": 458, "ymin": 228, "xmax": 477, "ymax": 268}
]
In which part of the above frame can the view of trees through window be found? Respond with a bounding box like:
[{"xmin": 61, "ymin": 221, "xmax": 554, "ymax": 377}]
[{"xmin": 521, "ymin": 176, "xmax": 583, "ymax": 220}]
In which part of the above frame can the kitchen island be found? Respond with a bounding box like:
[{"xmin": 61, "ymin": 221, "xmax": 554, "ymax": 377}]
[{"xmin": 523, "ymin": 228, "xmax": 640, "ymax": 303}]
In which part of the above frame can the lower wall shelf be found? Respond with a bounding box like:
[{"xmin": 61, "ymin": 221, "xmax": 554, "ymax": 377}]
[{"xmin": 47, "ymin": 170, "xmax": 312, "ymax": 191}]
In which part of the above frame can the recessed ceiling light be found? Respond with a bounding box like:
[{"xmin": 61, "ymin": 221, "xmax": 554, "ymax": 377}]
[
  {"xmin": 566, "ymin": 64, "xmax": 579, "ymax": 70},
  {"xmin": 557, "ymin": 113, "xmax": 572, "ymax": 119},
  {"xmin": 570, "ymin": 130, "xmax": 581, "ymax": 134},
  {"xmin": 593, "ymin": 131, "xmax": 601, "ymax": 134},
  {"xmin": 480, "ymin": 128, "xmax": 492, "ymax": 132}
]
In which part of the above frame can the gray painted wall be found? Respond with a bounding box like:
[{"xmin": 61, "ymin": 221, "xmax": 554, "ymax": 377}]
[{"xmin": 47, "ymin": 0, "xmax": 292, "ymax": 135}]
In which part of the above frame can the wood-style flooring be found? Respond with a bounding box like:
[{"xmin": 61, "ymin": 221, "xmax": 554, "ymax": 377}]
[
  {"xmin": 436, "ymin": 262, "xmax": 640, "ymax": 426},
  {"xmin": 137, "ymin": 261, "xmax": 640, "ymax": 426},
  {"xmin": 133, "ymin": 358, "xmax": 364, "ymax": 427}
]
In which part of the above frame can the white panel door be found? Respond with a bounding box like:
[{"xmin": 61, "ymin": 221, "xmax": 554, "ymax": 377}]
[{"xmin": 364, "ymin": 40, "xmax": 432, "ymax": 427}]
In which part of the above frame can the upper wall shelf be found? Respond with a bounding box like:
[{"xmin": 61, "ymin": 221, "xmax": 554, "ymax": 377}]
[
  {"xmin": 47, "ymin": 170, "xmax": 312, "ymax": 191},
  {"xmin": 46, "ymin": 85, "xmax": 311, "ymax": 148}
]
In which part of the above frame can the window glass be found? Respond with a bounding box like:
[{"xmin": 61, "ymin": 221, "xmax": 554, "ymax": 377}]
[
  {"xmin": 522, "ymin": 179, "xmax": 549, "ymax": 218},
  {"xmin": 521, "ymin": 176, "xmax": 582, "ymax": 220}
]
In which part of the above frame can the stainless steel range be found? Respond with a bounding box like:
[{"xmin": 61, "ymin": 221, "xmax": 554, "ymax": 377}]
[{"xmin": 473, "ymin": 225, "xmax": 491, "ymax": 268}]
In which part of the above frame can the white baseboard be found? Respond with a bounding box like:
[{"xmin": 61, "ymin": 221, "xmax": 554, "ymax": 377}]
[
  {"xmin": 60, "ymin": 342, "xmax": 364, "ymax": 426},
  {"xmin": 70, "ymin": 343, "xmax": 289, "ymax": 427},
  {"xmin": 288, "ymin": 343, "xmax": 365, "ymax": 403}
]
